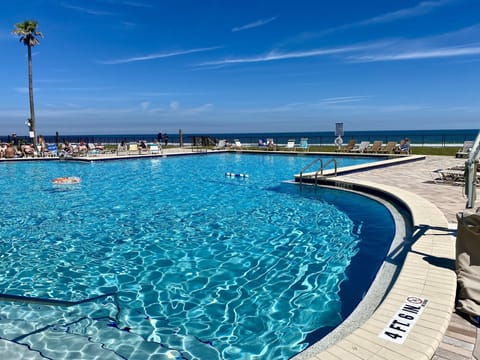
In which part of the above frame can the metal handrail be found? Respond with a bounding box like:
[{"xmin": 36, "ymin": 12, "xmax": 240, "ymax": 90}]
[{"xmin": 299, "ymin": 158, "xmax": 337, "ymax": 185}]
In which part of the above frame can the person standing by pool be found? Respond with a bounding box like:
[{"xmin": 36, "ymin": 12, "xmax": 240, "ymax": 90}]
[
  {"xmin": 164, "ymin": 133, "xmax": 168, "ymax": 147},
  {"xmin": 157, "ymin": 132, "xmax": 162, "ymax": 143}
]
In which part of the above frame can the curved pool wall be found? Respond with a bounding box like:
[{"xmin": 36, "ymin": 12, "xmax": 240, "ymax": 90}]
[
  {"xmin": 294, "ymin": 177, "xmax": 456, "ymax": 360},
  {"xmin": 0, "ymin": 153, "xmax": 402, "ymax": 359}
]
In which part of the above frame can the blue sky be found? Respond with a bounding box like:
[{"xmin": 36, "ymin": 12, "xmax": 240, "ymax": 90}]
[{"xmin": 1, "ymin": 0, "xmax": 479, "ymax": 136}]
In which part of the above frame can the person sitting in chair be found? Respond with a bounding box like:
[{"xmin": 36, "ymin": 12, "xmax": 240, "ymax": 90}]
[
  {"xmin": 396, "ymin": 138, "xmax": 411, "ymax": 154},
  {"xmin": 21, "ymin": 143, "xmax": 36, "ymax": 157}
]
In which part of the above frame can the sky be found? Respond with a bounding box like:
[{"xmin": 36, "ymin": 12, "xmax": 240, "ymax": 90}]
[{"xmin": 1, "ymin": 0, "xmax": 480, "ymax": 136}]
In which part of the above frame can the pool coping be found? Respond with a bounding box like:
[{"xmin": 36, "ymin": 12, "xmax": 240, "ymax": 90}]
[{"xmin": 293, "ymin": 178, "xmax": 456, "ymax": 360}]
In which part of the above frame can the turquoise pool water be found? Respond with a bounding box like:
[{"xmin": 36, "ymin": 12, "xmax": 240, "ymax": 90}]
[{"xmin": 0, "ymin": 153, "xmax": 394, "ymax": 359}]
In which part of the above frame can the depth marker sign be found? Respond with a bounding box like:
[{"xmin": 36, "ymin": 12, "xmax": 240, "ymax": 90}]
[{"xmin": 379, "ymin": 296, "xmax": 428, "ymax": 344}]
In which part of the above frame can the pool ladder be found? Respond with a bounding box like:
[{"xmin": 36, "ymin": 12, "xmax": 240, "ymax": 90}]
[{"xmin": 298, "ymin": 158, "xmax": 337, "ymax": 186}]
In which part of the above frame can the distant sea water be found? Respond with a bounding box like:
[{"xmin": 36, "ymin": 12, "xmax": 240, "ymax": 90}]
[{"xmin": 4, "ymin": 129, "xmax": 478, "ymax": 147}]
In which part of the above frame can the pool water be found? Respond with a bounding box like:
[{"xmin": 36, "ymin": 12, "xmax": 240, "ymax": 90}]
[{"xmin": 0, "ymin": 153, "xmax": 394, "ymax": 359}]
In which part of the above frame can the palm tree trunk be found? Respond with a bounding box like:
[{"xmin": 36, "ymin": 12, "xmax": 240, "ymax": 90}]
[{"xmin": 28, "ymin": 44, "xmax": 37, "ymax": 148}]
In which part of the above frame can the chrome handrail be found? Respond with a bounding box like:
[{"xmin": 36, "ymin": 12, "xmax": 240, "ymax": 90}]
[{"xmin": 299, "ymin": 158, "xmax": 337, "ymax": 185}]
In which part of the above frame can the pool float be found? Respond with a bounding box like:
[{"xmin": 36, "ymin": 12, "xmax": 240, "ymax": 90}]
[
  {"xmin": 225, "ymin": 172, "xmax": 249, "ymax": 178},
  {"xmin": 52, "ymin": 176, "xmax": 81, "ymax": 185}
]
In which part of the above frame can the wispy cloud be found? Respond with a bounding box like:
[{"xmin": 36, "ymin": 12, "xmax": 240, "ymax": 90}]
[
  {"xmin": 360, "ymin": 0, "xmax": 453, "ymax": 25},
  {"xmin": 352, "ymin": 45, "xmax": 480, "ymax": 62},
  {"xmin": 318, "ymin": 96, "xmax": 371, "ymax": 105},
  {"xmin": 199, "ymin": 44, "xmax": 381, "ymax": 66},
  {"xmin": 98, "ymin": 47, "xmax": 220, "ymax": 64},
  {"xmin": 62, "ymin": 3, "xmax": 115, "ymax": 16},
  {"xmin": 122, "ymin": 1, "xmax": 153, "ymax": 8},
  {"xmin": 232, "ymin": 17, "xmax": 277, "ymax": 32},
  {"xmin": 200, "ymin": 25, "xmax": 480, "ymax": 67},
  {"xmin": 349, "ymin": 25, "xmax": 480, "ymax": 62},
  {"xmin": 319, "ymin": 0, "xmax": 453, "ymax": 36},
  {"xmin": 146, "ymin": 101, "xmax": 213, "ymax": 115}
]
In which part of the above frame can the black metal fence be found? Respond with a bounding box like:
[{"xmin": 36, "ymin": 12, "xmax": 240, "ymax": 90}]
[{"xmin": 1, "ymin": 130, "xmax": 477, "ymax": 147}]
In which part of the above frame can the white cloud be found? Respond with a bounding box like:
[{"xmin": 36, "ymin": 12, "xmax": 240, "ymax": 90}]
[
  {"xmin": 200, "ymin": 25, "xmax": 480, "ymax": 67},
  {"xmin": 232, "ymin": 17, "xmax": 277, "ymax": 32},
  {"xmin": 349, "ymin": 25, "xmax": 480, "ymax": 62},
  {"xmin": 199, "ymin": 44, "xmax": 379, "ymax": 66},
  {"xmin": 360, "ymin": 0, "xmax": 453, "ymax": 25},
  {"xmin": 319, "ymin": 96, "xmax": 371, "ymax": 105},
  {"xmin": 312, "ymin": 0, "xmax": 454, "ymax": 37},
  {"xmin": 98, "ymin": 47, "xmax": 220, "ymax": 64},
  {"xmin": 122, "ymin": 1, "xmax": 153, "ymax": 8},
  {"xmin": 61, "ymin": 3, "xmax": 115, "ymax": 16},
  {"xmin": 352, "ymin": 46, "xmax": 480, "ymax": 62}
]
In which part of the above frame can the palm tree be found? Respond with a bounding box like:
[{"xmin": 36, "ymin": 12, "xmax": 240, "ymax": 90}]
[{"xmin": 12, "ymin": 20, "xmax": 43, "ymax": 148}]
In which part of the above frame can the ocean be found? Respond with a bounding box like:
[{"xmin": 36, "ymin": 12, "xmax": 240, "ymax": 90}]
[{"xmin": 3, "ymin": 129, "xmax": 478, "ymax": 147}]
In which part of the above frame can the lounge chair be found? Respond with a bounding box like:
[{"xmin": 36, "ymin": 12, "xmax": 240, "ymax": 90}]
[
  {"xmin": 395, "ymin": 139, "xmax": 411, "ymax": 155},
  {"xmin": 46, "ymin": 144, "xmax": 58, "ymax": 157},
  {"xmin": 350, "ymin": 141, "xmax": 370, "ymax": 153},
  {"xmin": 285, "ymin": 139, "xmax": 295, "ymax": 151},
  {"xmin": 233, "ymin": 139, "xmax": 243, "ymax": 149},
  {"xmin": 379, "ymin": 141, "xmax": 397, "ymax": 154},
  {"xmin": 296, "ymin": 138, "xmax": 309, "ymax": 152},
  {"xmin": 217, "ymin": 139, "xmax": 226, "ymax": 149},
  {"xmin": 266, "ymin": 138, "xmax": 276, "ymax": 151},
  {"xmin": 117, "ymin": 143, "xmax": 127, "ymax": 155},
  {"xmin": 432, "ymin": 168, "xmax": 466, "ymax": 185},
  {"xmin": 128, "ymin": 143, "xmax": 140, "ymax": 155},
  {"xmin": 258, "ymin": 139, "xmax": 268, "ymax": 149},
  {"xmin": 87, "ymin": 143, "xmax": 99, "ymax": 156},
  {"xmin": 338, "ymin": 139, "xmax": 356, "ymax": 152},
  {"xmin": 456, "ymin": 141, "xmax": 474, "ymax": 158},
  {"xmin": 149, "ymin": 143, "xmax": 161, "ymax": 154},
  {"xmin": 366, "ymin": 141, "xmax": 383, "ymax": 153}
]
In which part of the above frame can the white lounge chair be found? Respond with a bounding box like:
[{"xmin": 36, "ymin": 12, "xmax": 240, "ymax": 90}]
[
  {"xmin": 214, "ymin": 139, "xmax": 226, "ymax": 150},
  {"xmin": 149, "ymin": 143, "xmax": 161, "ymax": 154},
  {"xmin": 456, "ymin": 141, "xmax": 474, "ymax": 158},
  {"xmin": 87, "ymin": 143, "xmax": 99, "ymax": 156},
  {"xmin": 285, "ymin": 139, "xmax": 295, "ymax": 150},
  {"xmin": 233, "ymin": 139, "xmax": 243, "ymax": 148},
  {"xmin": 350, "ymin": 141, "xmax": 370, "ymax": 153}
]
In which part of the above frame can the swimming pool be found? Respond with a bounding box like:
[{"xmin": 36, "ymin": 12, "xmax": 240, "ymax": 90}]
[{"xmin": 0, "ymin": 153, "xmax": 395, "ymax": 359}]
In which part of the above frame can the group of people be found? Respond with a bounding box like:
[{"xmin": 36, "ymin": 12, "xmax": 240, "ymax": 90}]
[
  {"xmin": 0, "ymin": 133, "xmax": 39, "ymax": 158},
  {"xmin": 157, "ymin": 132, "xmax": 169, "ymax": 146}
]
